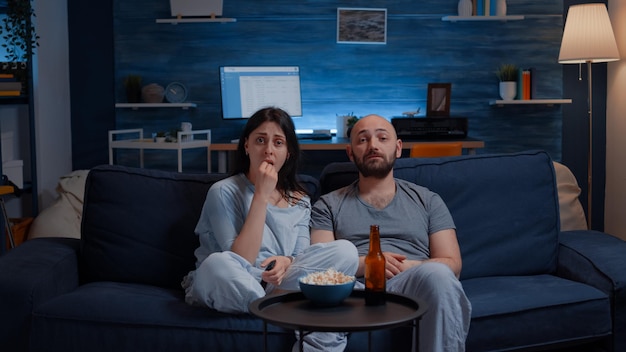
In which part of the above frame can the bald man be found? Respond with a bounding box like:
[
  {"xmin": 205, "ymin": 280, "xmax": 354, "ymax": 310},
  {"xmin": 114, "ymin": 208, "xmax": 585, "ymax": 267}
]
[{"xmin": 311, "ymin": 115, "xmax": 471, "ymax": 351}]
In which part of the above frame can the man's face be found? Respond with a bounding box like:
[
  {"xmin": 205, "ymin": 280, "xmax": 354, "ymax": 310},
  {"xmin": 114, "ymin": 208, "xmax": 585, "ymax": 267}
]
[{"xmin": 348, "ymin": 116, "xmax": 401, "ymax": 178}]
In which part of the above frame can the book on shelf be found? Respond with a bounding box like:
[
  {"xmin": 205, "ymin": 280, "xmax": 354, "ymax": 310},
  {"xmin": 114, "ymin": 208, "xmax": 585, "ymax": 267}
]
[
  {"xmin": 476, "ymin": 0, "xmax": 483, "ymax": 16},
  {"xmin": 0, "ymin": 81, "xmax": 22, "ymax": 91},
  {"xmin": 529, "ymin": 67, "xmax": 537, "ymax": 99},
  {"xmin": 472, "ymin": 0, "xmax": 500, "ymax": 16},
  {"xmin": 522, "ymin": 69, "xmax": 531, "ymax": 100},
  {"xmin": 516, "ymin": 68, "xmax": 532, "ymax": 100},
  {"xmin": 490, "ymin": 0, "xmax": 497, "ymax": 15},
  {"xmin": 517, "ymin": 69, "xmax": 523, "ymax": 100},
  {"xmin": 0, "ymin": 73, "xmax": 15, "ymax": 79},
  {"xmin": 0, "ymin": 91, "xmax": 21, "ymax": 96}
]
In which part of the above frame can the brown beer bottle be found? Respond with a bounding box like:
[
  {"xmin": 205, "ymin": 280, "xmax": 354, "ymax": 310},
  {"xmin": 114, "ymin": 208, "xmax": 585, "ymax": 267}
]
[{"xmin": 365, "ymin": 224, "xmax": 386, "ymax": 305}]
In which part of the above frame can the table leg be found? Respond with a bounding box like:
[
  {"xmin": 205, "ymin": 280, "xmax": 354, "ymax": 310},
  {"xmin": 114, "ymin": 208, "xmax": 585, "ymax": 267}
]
[
  {"xmin": 412, "ymin": 318, "xmax": 420, "ymax": 352},
  {"xmin": 299, "ymin": 329, "xmax": 305, "ymax": 352},
  {"xmin": 177, "ymin": 149, "xmax": 183, "ymax": 172},
  {"xmin": 218, "ymin": 151, "xmax": 227, "ymax": 173},
  {"xmin": 368, "ymin": 331, "xmax": 372, "ymax": 352},
  {"xmin": 207, "ymin": 146, "xmax": 211, "ymax": 173},
  {"xmin": 263, "ymin": 321, "xmax": 267, "ymax": 352}
]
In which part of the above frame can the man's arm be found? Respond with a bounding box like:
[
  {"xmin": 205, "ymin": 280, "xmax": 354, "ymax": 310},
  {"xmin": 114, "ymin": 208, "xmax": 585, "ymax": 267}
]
[
  {"xmin": 310, "ymin": 228, "xmax": 334, "ymax": 244},
  {"xmin": 391, "ymin": 229, "xmax": 462, "ymax": 278},
  {"xmin": 426, "ymin": 228, "xmax": 462, "ymax": 278}
]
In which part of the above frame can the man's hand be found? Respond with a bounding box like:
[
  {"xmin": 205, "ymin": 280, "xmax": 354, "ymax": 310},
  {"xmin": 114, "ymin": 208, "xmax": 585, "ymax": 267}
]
[{"xmin": 383, "ymin": 252, "xmax": 423, "ymax": 279}]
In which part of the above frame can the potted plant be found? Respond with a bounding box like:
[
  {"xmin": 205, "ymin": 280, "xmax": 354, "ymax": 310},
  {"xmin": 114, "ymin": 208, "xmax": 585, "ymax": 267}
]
[
  {"xmin": 346, "ymin": 115, "xmax": 359, "ymax": 138},
  {"xmin": 0, "ymin": 0, "xmax": 38, "ymax": 95},
  {"xmin": 124, "ymin": 74, "xmax": 142, "ymax": 103},
  {"xmin": 496, "ymin": 64, "xmax": 518, "ymax": 100},
  {"xmin": 0, "ymin": 0, "xmax": 38, "ymax": 62},
  {"xmin": 155, "ymin": 131, "xmax": 167, "ymax": 143},
  {"xmin": 336, "ymin": 112, "xmax": 358, "ymax": 138}
]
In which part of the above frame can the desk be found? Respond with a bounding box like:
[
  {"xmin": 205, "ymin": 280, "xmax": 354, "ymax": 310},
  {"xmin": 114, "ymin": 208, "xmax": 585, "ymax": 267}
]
[
  {"xmin": 212, "ymin": 137, "xmax": 485, "ymax": 173},
  {"xmin": 109, "ymin": 129, "xmax": 212, "ymax": 172}
]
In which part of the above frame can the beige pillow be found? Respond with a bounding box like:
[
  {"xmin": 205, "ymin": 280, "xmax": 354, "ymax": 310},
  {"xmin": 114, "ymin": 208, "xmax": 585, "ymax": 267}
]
[
  {"xmin": 553, "ymin": 161, "xmax": 588, "ymax": 231},
  {"xmin": 28, "ymin": 170, "xmax": 90, "ymax": 239}
]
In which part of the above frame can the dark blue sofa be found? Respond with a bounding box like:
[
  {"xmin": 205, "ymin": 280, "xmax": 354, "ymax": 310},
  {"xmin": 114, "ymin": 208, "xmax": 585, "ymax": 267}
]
[{"xmin": 1, "ymin": 150, "xmax": 625, "ymax": 351}]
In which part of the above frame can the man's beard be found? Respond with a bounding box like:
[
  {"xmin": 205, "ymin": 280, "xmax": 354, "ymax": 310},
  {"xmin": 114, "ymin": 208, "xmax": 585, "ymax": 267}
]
[{"xmin": 353, "ymin": 151, "xmax": 396, "ymax": 179}]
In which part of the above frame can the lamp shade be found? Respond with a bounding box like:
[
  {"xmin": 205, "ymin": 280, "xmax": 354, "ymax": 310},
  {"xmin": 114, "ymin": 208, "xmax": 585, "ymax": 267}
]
[{"xmin": 558, "ymin": 3, "xmax": 620, "ymax": 64}]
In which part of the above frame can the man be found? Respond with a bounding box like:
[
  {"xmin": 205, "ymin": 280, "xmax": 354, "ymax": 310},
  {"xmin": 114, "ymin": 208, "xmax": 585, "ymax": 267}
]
[{"xmin": 310, "ymin": 114, "xmax": 471, "ymax": 351}]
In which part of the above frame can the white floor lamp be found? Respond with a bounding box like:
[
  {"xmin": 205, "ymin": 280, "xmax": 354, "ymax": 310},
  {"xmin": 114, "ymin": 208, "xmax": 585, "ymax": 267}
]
[{"xmin": 558, "ymin": 3, "xmax": 620, "ymax": 230}]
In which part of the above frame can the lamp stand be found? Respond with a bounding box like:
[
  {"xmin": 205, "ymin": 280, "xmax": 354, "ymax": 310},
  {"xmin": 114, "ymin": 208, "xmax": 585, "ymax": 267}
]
[{"xmin": 585, "ymin": 60, "xmax": 592, "ymax": 230}]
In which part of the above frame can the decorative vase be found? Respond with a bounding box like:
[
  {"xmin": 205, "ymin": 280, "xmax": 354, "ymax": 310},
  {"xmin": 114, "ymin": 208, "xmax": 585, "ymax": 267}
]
[
  {"xmin": 336, "ymin": 115, "xmax": 351, "ymax": 138},
  {"xmin": 141, "ymin": 83, "xmax": 165, "ymax": 103},
  {"xmin": 499, "ymin": 81, "xmax": 517, "ymax": 100},
  {"xmin": 496, "ymin": 0, "xmax": 507, "ymax": 16},
  {"xmin": 457, "ymin": 0, "xmax": 473, "ymax": 17}
]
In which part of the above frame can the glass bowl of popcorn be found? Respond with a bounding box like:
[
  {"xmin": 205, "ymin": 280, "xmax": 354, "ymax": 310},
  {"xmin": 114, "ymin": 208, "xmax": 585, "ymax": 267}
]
[{"xmin": 299, "ymin": 269, "xmax": 356, "ymax": 306}]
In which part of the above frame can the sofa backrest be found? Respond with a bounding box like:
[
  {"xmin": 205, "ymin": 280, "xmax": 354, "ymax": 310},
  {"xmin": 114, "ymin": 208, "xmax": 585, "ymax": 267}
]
[
  {"xmin": 80, "ymin": 165, "xmax": 228, "ymax": 289},
  {"xmin": 319, "ymin": 150, "xmax": 560, "ymax": 280},
  {"xmin": 79, "ymin": 165, "xmax": 321, "ymax": 289}
]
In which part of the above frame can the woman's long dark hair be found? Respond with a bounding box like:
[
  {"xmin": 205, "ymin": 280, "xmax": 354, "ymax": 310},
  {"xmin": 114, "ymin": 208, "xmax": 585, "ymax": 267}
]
[{"xmin": 232, "ymin": 107, "xmax": 307, "ymax": 199}]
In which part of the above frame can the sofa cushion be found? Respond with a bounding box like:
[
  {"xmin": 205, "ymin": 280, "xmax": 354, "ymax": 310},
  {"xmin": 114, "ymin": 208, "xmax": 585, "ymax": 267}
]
[
  {"xmin": 80, "ymin": 165, "xmax": 227, "ymax": 289},
  {"xmin": 463, "ymin": 275, "xmax": 611, "ymax": 351},
  {"xmin": 30, "ymin": 282, "xmax": 294, "ymax": 352},
  {"xmin": 319, "ymin": 151, "xmax": 560, "ymax": 280}
]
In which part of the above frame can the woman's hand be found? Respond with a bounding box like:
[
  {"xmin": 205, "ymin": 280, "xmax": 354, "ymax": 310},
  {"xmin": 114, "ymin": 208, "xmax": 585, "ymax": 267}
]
[
  {"xmin": 255, "ymin": 161, "xmax": 278, "ymax": 202},
  {"xmin": 260, "ymin": 256, "xmax": 292, "ymax": 286}
]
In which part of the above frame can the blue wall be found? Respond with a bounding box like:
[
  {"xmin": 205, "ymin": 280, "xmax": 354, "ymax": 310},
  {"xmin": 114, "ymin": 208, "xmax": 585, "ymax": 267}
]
[
  {"xmin": 67, "ymin": 0, "xmax": 610, "ymax": 230},
  {"xmin": 111, "ymin": 0, "xmax": 565, "ymax": 164}
]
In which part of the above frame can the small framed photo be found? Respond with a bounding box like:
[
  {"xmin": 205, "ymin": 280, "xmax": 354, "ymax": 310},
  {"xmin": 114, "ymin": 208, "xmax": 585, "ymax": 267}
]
[
  {"xmin": 337, "ymin": 8, "xmax": 387, "ymax": 45},
  {"xmin": 426, "ymin": 83, "xmax": 452, "ymax": 117}
]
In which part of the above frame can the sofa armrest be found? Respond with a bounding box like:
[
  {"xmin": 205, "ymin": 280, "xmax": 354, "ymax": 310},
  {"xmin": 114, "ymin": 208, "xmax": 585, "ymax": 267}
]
[
  {"xmin": 558, "ymin": 230, "xmax": 626, "ymax": 351},
  {"xmin": 0, "ymin": 237, "xmax": 80, "ymax": 350}
]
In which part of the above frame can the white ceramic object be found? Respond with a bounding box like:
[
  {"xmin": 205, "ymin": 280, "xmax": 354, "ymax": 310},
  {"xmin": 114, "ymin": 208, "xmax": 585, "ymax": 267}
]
[
  {"xmin": 496, "ymin": 0, "xmax": 507, "ymax": 16},
  {"xmin": 499, "ymin": 81, "xmax": 517, "ymax": 100},
  {"xmin": 336, "ymin": 115, "xmax": 351, "ymax": 138},
  {"xmin": 458, "ymin": 0, "xmax": 473, "ymax": 17}
]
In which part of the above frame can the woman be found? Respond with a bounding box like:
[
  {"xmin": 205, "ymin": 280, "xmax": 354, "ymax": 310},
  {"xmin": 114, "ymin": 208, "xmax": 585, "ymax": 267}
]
[{"xmin": 182, "ymin": 107, "xmax": 358, "ymax": 320}]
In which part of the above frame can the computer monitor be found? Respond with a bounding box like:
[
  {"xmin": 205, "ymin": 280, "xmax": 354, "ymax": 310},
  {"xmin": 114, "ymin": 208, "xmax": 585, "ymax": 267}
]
[{"xmin": 219, "ymin": 66, "xmax": 302, "ymax": 119}]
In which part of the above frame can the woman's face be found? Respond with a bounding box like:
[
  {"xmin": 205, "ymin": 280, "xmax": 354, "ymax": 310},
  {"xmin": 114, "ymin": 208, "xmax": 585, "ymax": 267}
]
[{"xmin": 244, "ymin": 121, "xmax": 289, "ymax": 173}]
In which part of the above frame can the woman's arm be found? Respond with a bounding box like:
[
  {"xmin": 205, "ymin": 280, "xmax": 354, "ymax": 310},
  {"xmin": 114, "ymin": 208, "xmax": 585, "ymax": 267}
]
[{"xmin": 230, "ymin": 162, "xmax": 277, "ymax": 264}]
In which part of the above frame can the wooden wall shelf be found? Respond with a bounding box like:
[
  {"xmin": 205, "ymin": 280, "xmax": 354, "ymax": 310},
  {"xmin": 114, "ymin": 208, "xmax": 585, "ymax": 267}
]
[
  {"xmin": 115, "ymin": 103, "xmax": 197, "ymax": 110},
  {"xmin": 156, "ymin": 17, "xmax": 236, "ymax": 24},
  {"xmin": 442, "ymin": 15, "xmax": 524, "ymax": 22},
  {"xmin": 489, "ymin": 99, "xmax": 572, "ymax": 106}
]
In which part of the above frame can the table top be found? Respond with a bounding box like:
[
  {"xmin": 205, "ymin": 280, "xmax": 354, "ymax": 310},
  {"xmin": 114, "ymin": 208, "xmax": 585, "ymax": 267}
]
[
  {"xmin": 212, "ymin": 137, "xmax": 484, "ymax": 151},
  {"xmin": 249, "ymin": 290, "xmax": 427, "ymax": 333}
]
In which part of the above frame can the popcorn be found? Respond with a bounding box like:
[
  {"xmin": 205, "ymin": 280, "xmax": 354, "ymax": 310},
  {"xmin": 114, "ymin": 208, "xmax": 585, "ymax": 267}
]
[{"xmin": 300, "ymin": 268, "xmax": 355, "ymax": 285}]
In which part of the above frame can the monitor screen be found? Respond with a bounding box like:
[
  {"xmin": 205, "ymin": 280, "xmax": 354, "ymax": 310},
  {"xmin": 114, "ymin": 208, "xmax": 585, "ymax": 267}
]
[{"xmin": 219, "ymin": 66, "xmax": 302, "ymax": 119}]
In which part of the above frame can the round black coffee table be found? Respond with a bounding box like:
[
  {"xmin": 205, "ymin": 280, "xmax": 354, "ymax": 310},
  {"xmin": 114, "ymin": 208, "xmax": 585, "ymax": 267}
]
[{"xmin": 249, "ymin": 290, "xmax": 427, "ymax": 352}]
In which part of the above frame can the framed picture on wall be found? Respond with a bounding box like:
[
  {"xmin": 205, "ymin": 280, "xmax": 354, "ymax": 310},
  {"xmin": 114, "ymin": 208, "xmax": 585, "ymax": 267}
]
[
  {"xmin": 426, "ymin": 83, "xmax": 452, "ymax": 117},
  {"xmin": 337, "ymin": 8, "xmax": 387, "ymax": 44}
]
